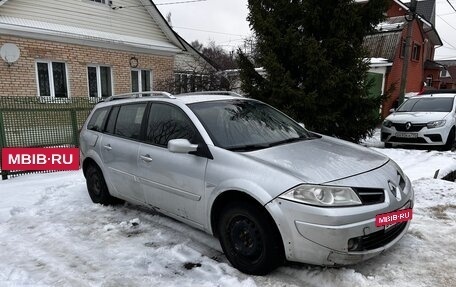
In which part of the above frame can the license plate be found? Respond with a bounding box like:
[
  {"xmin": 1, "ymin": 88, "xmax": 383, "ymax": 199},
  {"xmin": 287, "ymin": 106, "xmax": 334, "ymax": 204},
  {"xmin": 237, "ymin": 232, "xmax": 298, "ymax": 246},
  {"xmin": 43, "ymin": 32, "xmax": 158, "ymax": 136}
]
[
  {"xmin": 396, "ymin": 132, "xmax": 418, "ymax": 138},
  {"xmin": 375, "ymin": 208, "xmax": 413, "ymax": 228}
]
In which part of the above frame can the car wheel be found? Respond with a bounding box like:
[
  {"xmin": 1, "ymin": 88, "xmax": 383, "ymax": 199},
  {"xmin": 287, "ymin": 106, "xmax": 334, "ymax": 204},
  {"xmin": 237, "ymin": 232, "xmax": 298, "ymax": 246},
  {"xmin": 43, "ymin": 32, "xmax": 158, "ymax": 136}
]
[
  {"xmin": 444, "ymin": 127, "xmax": 455, "ymax": 151},
  {"xmin": 385, "ymin": 142, "xmax": 393, "ymax": 148},
  {"xmin": 217, "ymin": 201, "xmax": 284, "ymax": 275},
  {"xmin": 86, "ymin": 164, "xmax": 124, "ymax": 205}
]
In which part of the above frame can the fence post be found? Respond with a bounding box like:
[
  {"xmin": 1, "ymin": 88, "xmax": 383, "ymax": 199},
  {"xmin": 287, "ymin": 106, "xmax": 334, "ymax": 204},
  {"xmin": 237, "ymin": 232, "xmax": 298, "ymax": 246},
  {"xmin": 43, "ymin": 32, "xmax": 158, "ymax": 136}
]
[
  {"xmin": 0, "ymin": 111, "xmax": 8, "ymax": 180},
  {"xmin": 70, "ymin": 110, "xmax": 79, "ymax": 147}
]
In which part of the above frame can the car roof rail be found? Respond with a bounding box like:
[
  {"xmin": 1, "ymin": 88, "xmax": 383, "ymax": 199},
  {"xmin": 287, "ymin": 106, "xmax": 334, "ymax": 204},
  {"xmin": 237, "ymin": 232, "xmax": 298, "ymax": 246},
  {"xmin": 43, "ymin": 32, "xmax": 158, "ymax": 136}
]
[
  {"xmin": 178, "ymin": 91, "xmax": 244, "ymax": 98},
  {"xmin": 102, "ymin": 91, "xmax": 176, "ymax": 102}
]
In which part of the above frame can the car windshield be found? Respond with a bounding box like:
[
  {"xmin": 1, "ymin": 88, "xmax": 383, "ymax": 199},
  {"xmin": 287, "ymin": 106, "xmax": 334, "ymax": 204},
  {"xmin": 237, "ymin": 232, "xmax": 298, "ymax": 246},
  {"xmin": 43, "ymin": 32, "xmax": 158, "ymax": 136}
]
[
  {"xmin": 189, "ymin": 100, "xmax": 316, "ymax": 151},
  {"xmin": 396, "ymin": 97, "xmax": 454, "ymax": 112}
]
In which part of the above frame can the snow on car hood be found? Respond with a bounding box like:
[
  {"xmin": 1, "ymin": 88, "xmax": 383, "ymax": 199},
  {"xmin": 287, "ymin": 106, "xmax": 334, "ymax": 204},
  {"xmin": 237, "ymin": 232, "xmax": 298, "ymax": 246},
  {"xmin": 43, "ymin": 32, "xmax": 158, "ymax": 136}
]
[
  {"xmin": 386, "ymin": 111, "xmax": 449, "ymax": 123},
  {"xmin": 244, "ymin": 136, "xmax": 389, "ymax": 184}
]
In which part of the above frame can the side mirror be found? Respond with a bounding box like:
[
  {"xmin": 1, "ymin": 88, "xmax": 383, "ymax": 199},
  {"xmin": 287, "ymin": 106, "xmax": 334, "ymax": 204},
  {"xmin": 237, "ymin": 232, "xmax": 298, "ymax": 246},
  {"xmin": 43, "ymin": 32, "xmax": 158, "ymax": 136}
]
[
  {"xmin": 389, "ymin": 108, "xmax": 396, "ymax": 114},
  {"xmin": 168, "ymin": 139, "xmax": 198, "ymax": 154},
  {"xmin": 298, "ymin": 122, "xmax": 305, "ymax": 128}
]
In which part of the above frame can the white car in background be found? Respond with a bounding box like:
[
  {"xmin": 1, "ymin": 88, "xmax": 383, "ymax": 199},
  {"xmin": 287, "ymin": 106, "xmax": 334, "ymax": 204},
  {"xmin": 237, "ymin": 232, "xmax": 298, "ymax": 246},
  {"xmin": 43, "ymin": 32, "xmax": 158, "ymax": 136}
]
[{"xmin": 381, "ymin": 90, "xmax": 456, "ymax": 150}]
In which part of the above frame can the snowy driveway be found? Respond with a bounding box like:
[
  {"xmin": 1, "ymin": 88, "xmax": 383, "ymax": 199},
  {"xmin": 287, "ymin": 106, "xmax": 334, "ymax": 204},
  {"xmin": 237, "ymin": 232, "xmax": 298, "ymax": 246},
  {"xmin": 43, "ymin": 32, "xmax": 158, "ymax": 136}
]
[{"xmin": 1, "ymin": 147, "xmax": 455, "ymax": 287}]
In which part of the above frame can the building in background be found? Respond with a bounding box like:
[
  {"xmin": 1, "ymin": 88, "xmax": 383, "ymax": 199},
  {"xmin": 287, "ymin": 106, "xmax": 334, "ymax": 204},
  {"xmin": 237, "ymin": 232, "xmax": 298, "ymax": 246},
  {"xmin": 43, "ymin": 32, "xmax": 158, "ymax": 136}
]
[
  {"xmin": 0, "ymin": 0, "xmax": 213, "ymax": 99},
  {"xmin": 364, "ymin": 0, "xmax": 443, "ymax": 117}
]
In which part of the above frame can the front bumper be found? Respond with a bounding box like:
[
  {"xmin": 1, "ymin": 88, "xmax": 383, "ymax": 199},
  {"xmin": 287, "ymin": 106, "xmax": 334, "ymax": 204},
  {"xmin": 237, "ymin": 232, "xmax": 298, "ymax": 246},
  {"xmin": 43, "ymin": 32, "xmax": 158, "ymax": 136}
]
[
  {"xmin": 265, "ymin": 162, "xmax": 414, "ymax": 266},
  {"xmin": 381, "ymin": 124, "xmax": 451, "ymax": 146}
]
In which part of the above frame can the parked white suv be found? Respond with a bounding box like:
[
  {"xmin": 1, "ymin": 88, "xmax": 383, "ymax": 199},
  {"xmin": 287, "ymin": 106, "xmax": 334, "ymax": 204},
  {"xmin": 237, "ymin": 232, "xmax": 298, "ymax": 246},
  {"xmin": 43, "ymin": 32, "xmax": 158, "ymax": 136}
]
[{"xmin": 381, "ymin": 91, "xmax": 456, "ymax": 150}]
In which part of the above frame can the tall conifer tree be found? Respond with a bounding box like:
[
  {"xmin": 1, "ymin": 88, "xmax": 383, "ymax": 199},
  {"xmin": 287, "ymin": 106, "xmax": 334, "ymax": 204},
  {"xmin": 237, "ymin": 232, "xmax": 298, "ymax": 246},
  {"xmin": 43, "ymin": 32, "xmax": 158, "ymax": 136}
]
[{"xmin": 239, "ymin": 0, "xmax": 390, "ymax": 142}]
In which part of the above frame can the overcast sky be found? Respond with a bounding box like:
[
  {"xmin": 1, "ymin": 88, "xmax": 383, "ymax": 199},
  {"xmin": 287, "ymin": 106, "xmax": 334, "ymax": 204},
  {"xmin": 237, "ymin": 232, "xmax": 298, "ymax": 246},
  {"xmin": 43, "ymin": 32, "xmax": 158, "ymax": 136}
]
[{"xmin": 157, "ymin": 0, "xmax": 456, "ymax": 60}]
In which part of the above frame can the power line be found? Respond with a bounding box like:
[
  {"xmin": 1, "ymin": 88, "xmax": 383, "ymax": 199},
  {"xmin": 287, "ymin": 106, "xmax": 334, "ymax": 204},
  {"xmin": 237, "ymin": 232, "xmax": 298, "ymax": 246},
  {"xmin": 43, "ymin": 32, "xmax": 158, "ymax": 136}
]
[
  {"xmin": 173, "ymin": 26, "xmax": 248, "ymax": 37},
  {"xmin": 112, "ymin": 0, "xmax": 207, "ymax": 9},
  {"xmin": 446, "ymin": 0, "xmax": 456, "ymax": 12}
]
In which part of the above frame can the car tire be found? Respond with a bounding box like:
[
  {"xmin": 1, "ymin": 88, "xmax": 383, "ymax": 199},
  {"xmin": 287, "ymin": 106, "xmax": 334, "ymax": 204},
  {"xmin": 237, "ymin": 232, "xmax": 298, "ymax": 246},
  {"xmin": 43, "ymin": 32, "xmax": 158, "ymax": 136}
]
[
  {"xmin": 86, "ymin": 164, "xmax": 124, "ymax": 205},
  {"xmin": 217, "ymin": 201, "xmax": 284, "ymax": 275},
  {"xmin": 444, "ymin": 127, "xmax": 455, "ymax": 151},
  {"xmin": 385, "ymin": 142, "xmax": 393, "ymax": 148}
]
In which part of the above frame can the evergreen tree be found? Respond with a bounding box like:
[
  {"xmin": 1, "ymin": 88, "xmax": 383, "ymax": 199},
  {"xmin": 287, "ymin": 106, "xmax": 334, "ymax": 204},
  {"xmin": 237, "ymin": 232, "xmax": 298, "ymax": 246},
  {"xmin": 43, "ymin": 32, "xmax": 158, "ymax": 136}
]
[{"xmin": 239, "ymin": 0, "xmax": 389, "ymax": 142}]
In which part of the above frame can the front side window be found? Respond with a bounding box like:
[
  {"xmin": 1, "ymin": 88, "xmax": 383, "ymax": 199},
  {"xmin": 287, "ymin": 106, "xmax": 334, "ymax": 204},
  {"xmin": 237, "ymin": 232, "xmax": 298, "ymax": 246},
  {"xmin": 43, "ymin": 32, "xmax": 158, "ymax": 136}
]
[
  {"xmin": 131, "ymin": 69, "xmax": 152, "ymax": 92},
  {"xmin": 114, "ymin": 104, "xmax": 147, "ymax": 140},
  {"xmin": 189, "ymin": 100, "xmax": 315, "ymax": 151},
  {"xmin": 145, "ymin": 103, "xmax": 197, "ymax": 147},
  {"xmin": 36, "ymin": 61, "xmax": 68, "ymax": 98},
  {"xmin": 88, "ymin": 65, "xmax": 112, "ymax": 98},
  {"xmin": 397, "ymin": 97, "xmax": 454, "ymax": 113}
]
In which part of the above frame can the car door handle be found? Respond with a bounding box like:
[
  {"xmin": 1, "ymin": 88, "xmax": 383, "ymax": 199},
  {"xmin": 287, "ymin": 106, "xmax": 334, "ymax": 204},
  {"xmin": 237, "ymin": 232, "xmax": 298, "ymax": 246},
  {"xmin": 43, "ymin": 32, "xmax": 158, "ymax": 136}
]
[
  {"xmin": 103, "ymin": 144, "xmax": 112, "ymax": 151},
  {"xmin": 140, "ymin": 154, "xmax": 153, "ymax": 163}
]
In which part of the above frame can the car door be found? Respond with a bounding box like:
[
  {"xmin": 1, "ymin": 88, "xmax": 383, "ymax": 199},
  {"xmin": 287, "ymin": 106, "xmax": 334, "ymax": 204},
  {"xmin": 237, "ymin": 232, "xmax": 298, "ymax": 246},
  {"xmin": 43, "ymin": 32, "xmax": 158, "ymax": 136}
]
[
  {"xmin": 100, "ymin": 103, "xmax": 147, "ymax": 203},
  {"xmin": 137, "ymin": 102, "xmax": 208, "ymax": 226}
]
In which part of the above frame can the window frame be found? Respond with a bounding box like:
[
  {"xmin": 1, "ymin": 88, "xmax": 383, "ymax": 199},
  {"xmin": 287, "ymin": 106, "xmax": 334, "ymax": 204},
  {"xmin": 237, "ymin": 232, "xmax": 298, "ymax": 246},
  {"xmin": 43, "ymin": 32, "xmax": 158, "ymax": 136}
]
[
  {"xmin": 143, "ymin": 101, "xmax": 203, "ymax": 149},
  {"xmin": 131, "ymin": 69, "xmax": 153, "ymax": 93},
  {"xmin": 87, "ymin": 64, "xmax": 114, "ymax": 99},
  {"xmin": 112, "ymin": 102, "xmax": 148, "ymax": 141},
  {"xmin": 411, "ymin": 43, "xmax": 421, "ymax": 61},
  {"xmin": 35, "ymin": 60, "xmax": 70, "ymax": 98}
]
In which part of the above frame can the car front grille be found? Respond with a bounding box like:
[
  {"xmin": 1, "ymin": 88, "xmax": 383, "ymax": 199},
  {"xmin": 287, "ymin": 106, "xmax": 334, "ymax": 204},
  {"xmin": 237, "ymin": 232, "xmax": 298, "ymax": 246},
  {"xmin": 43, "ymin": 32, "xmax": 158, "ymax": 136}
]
[
  {"xmin": 392, "ymin": 123, "xmax": 426, "ymax": 132},
  {"xmin": 389, "ymin": 136, "xmax": 427, "ymax": 143},
  {"xmin": 353, "ymin": 188, "xmax": 385, "ymax": 205},
  {"xmin": 349, "ymin": 221, "xmax": 408, "ymax": 251}
]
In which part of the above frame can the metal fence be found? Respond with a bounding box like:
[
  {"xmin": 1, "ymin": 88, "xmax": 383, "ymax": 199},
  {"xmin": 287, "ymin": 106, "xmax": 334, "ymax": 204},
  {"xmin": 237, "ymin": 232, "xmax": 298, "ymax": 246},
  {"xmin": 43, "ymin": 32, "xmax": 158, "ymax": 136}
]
[{"xmin": 0, "ymin": 96, "xmax": 99, "ymax": 179}]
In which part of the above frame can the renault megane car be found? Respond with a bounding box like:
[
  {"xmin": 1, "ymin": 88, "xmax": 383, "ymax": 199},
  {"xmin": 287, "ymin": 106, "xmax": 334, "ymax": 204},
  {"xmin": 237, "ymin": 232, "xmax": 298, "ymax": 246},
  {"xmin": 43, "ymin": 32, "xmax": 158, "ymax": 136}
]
[
  {"xmin": 381, "ymin": 91, "xmax": 456, "ymax": 150},
  {"xmin": 80, "ymin": 91, "xmax": 414, "ymax": 275}
]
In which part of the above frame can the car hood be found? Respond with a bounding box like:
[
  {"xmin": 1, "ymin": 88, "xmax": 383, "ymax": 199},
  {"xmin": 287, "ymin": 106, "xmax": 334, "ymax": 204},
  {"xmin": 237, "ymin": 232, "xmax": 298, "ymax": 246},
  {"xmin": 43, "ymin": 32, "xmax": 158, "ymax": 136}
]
[
  {"xmin": 243, "ymin": 136, "xmax": 389, "ymax": 184},
  {"xmin": 386, "ymin": 112, "xmax": 449, "ymax": 123}
]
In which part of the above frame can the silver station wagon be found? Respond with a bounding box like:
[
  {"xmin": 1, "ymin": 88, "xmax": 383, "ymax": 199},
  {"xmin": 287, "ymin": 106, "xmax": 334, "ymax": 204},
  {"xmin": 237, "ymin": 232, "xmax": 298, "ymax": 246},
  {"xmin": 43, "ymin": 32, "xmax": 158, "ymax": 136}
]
[{"xmin": 80, "ymin": 91, "xmax": 414, "ymax": 275}]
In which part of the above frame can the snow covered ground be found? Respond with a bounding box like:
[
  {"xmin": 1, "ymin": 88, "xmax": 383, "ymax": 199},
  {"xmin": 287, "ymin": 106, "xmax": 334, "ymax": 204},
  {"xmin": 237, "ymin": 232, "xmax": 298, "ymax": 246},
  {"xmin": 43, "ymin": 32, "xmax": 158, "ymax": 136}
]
[{"xmin": 1, "ymin": 135, "xmax": 455, "ymax": 286}]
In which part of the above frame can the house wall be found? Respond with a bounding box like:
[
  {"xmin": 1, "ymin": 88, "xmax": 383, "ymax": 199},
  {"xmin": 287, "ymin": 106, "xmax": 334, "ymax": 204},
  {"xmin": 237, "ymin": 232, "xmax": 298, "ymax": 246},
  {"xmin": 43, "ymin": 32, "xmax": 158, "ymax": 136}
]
[
  {"xmin": 0, "ymin": 0, "xmax": 169, "ymax": 43},
  {"xmin": 382, "ymin": 20, "xmax": 426, "ymax": 117},
  {"xmin": 0, "ymin": 35, "xmax": 174, "ymax": 97}
]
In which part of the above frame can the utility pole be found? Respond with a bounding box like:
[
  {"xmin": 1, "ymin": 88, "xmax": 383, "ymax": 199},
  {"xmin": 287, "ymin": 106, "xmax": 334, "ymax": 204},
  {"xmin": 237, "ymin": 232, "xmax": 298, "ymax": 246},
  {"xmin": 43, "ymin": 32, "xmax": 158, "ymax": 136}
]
[{"xmin": 398, "ymin": 0, "xmax": 417, "ymax": 105}]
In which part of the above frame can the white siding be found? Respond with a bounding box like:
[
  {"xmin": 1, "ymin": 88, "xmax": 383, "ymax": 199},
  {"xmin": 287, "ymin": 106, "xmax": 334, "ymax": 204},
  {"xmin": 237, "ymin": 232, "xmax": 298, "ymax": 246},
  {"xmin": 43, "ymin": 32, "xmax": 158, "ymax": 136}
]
[{"xmin": 0, "ymin": 0, "xmax": 169, "ymax": 42}]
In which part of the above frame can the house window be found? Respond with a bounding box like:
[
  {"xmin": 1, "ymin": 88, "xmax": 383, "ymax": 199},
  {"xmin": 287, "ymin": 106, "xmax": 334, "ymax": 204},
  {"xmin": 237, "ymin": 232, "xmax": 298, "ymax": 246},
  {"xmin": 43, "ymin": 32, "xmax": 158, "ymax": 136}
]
[
  {"xmin": 426, "ymin": 75, "xmax": 433, "ymax": 87},
  {"xmin": 36, "ymin": 61, "xmax": 69, "ymax": 98},
  {"xmin": 412, "ymin": 44, "xmax": 421, "ymax": 61},
  {"xmin": 400, "ymin": 40, "xmax": 406, "ymax": 58},
  {"xmin": 174, "ymin": 73, "xmax": 207, "ymax": 94},
  {"xmin": 88, "ymin": 65, "xmax": 112, "ymax": 98},
  {"xmin": 131, "ymin": 69, "xmax": 152, "ymax": 92},
  {"xmin": 440, "ymin": 70, "xmax": 450, "ymax": 78},
  {"xmin": 90, "ymin": 0, "xmax": 106, "ymax": 4}
]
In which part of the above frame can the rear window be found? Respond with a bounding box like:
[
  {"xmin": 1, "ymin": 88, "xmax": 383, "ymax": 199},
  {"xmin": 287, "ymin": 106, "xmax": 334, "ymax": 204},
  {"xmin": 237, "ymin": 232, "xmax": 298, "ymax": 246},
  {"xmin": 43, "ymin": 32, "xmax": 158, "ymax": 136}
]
[
  {"xmin": 114, "ymin": 104, "xmax": 147, "ymax": 140},
  {"xmin": 87, "ymin": 107, "xmax": 109, "ymax": 132}
]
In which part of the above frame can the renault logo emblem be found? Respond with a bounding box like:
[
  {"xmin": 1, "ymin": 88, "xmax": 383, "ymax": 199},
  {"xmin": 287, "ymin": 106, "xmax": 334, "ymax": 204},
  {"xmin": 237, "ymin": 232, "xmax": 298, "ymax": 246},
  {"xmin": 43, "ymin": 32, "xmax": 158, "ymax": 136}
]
[
  {"xmin": 405, "ymin": 122, "xmax": 412, "ymax": 130},
  {"xmin": 388, "ymin": 181, "xmax": 402, "ymax": 201}
]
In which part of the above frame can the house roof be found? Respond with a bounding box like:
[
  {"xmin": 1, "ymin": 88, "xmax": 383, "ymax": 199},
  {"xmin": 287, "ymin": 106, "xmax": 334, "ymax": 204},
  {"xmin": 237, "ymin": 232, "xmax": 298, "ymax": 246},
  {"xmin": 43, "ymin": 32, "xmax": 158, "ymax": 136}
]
[
  {"xmin": 405, "ymin": 0, "xmax": 436, "ymax": 26},
  {"xmin": 424, "ymin": 60, "xmax": 444, "ymax": 70},
  {"xmin": 0, "ymin": 0, "xmax": 186, "ymax": 53},
  {"xmin": 393, "ymin": 0, "xmax": 442, "ymax": 46},
  {"xmin": 0, "ymin": 15, "xmax": 181, "ymax": 54},
  {"xmin": 364, "ymin": 31, "xmax": 402, "ymax": 60}
]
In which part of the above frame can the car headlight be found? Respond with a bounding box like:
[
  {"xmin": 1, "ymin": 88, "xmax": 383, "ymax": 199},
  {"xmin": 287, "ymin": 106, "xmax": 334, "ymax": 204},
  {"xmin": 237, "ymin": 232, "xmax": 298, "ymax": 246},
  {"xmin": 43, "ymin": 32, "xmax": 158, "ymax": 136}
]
[
  {"xmin": 383, "ymin": 120, "xmax": 393, "ymax": 128},
  {"xmin": 279, "ymin": 184, "xmax": 362, "ymax": 207},
  {"xmin": 427, "ymin": 120, "xmax": 446, "ymax": 129}
]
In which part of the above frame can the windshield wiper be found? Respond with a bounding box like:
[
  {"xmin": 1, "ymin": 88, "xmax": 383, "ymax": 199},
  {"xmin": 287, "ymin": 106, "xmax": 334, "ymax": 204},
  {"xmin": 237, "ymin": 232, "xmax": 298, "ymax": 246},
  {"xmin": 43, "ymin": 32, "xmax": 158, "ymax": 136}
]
[
  {"xmin": 226, "ymin": 143, "xmax": 270, "ymax": 152},
  {"xmin": 267, "ymin": 136, "xmax": 308, "ymax": 148}
]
